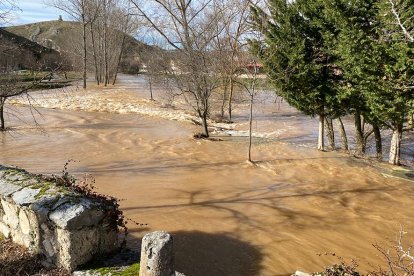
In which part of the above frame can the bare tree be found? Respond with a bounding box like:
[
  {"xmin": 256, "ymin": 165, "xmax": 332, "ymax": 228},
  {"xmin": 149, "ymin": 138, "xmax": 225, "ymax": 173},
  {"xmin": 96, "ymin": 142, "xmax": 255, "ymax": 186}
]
[
  {"xmin": 86, "ymin": 0, "xmax": 140, "ymax": 86},
  {"xmin": 235, "ymin": 58, "xmax": 260, "ymax": 162},
  {"xmin": 0, "ymin": 0, "xmax": 18, "ymax": 24},
  {"xmin": 49, "ymin": 0, "xmax": 91, "ymax": 89},
  {"xmin": 142, "ymin": 47, "xmax": 172, "ymax": 100},
  {"xmin": 0, "ymin": 17, "xmax": 70, "ymax": 130},
  {"xmin": 0, "ymin": 72, "xmax": 52, "ymax": 130},
  {"xmin": 112, "ymin": 10, "xmax": 130, "ymax": 85},
  {"xmin": 86, "ymin": 0, "xmax": 103, "ymax": 85},
  {"xmin": 373, "ymin": 227, "xmax": 414, "ymax": 275},
  {"xmin": 216, "ymin": 0, "xmax": 252, "ymax": 122},
  {"xmin": 131, "ymin": 0, "xmax": 228, "ymax": 137},
  {"xmin": 0, "ymin": 1, "xmax": 72, "ymax": 131}
]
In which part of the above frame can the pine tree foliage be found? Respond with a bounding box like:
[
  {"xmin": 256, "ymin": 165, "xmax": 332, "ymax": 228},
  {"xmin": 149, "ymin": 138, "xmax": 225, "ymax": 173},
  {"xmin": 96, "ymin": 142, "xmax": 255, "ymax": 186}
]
[
  {"xmin": 250, "ymin": 0, "xmax": 339, "ymax": 119},
  {"xmin": 251, "ymin": 0, "xmax": 414, "ymax": 164}
]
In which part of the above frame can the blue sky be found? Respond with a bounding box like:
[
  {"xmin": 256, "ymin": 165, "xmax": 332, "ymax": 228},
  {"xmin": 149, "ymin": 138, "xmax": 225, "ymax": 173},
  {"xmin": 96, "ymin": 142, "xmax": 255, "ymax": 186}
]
[{"xmin": 9, "ymin": 0, "xmax": 68, "ymax": 25}]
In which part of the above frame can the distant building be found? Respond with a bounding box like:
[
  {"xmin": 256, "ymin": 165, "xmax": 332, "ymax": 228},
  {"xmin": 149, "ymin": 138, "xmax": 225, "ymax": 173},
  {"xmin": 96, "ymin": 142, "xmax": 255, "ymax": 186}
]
[{"xmin": 246, "ymin": 61, "xmax": 263, "ymax": 72}]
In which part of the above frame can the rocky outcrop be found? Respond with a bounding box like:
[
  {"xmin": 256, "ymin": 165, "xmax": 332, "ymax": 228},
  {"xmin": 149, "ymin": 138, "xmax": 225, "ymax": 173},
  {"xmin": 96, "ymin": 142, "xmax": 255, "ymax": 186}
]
[{"xmin": 0, "ymin": 165, "xmax": 118, "ymax": 271}]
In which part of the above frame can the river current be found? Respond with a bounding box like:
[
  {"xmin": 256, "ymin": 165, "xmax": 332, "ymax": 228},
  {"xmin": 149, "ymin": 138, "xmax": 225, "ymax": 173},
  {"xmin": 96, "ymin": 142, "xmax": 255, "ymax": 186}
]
[{"xmin": 0, "ymin": 75, "xmax": 413, "ymax": 275}]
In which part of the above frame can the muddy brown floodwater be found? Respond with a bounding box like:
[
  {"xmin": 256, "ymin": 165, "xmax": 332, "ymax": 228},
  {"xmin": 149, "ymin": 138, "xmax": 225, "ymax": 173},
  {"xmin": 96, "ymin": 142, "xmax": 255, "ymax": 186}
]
[{"xmin": 1, "ymin": 75, "xmax": 414, "ymax": 276}]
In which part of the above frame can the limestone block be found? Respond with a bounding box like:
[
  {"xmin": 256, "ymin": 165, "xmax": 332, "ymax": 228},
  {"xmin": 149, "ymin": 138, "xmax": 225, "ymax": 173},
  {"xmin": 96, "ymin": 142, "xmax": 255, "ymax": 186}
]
[
  {"xmin": 0, "ymin": 181, "xmax": 23, "ymax": 197},
  {"xmin": 40, "ymin": 223, "xmax": 58, "ymax": 258},
  {"xmin": 31, "ymin": 195, "xmax": 61, "ymax": 224},
  {"xmin": 57, "ymin": 227, "xmax": 99, "ymax": 271},
  {"xmin": 97, "ymin": 224, "xmax": 118, "ymax": 253},
  {"xmin": 43, "ymin": 239, "xmax": 57, "ymax": 257},
  {"xmin": 1, "ymin": 199, "xmax": 19, "ymax": 229},
  {"xmin": 49, "ymin": 199, "xmax": 105, "ymax": 230},
  {"xmin": 0, "ymin": 221, "xmax": 10, "ymax": 238},
  {"xmin": 139, "ymin": 231, "xmax": 175, "ymax": 276},
  {"xmin": 0, "ymin": 165, "xmax": 118, "ymax": 270},
  {"xmin": 41, "ymin": 223, "xmax": 53, "ymax": 236},
  {"xmin": 18, "ymin": 209, "xmax": 40, "ymax": 250},
  {"xmin": 12, "ymin": 188, "xmax": 40, "ymax": 206},
  {"xmin": 19, "ymin": 209, "xmax": 31, "ymax": 235}
]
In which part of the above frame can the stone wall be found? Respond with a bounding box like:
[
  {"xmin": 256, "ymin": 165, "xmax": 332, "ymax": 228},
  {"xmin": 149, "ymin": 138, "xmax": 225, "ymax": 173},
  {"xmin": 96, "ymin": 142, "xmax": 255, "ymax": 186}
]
[{"xmin": 0, "ymin": 165, "xmax": 118, "ymax": 271}]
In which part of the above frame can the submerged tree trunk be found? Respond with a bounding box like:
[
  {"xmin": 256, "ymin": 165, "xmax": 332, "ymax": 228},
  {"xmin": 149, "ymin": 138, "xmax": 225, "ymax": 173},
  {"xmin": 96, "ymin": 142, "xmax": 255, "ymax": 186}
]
[
  {"xmin": 318, "ymin": 110, "xmax": 325, "ymax": 151},
  {"xmin": 0, "ymin": 98, "xmax": 5, "ymax": 130},
  {"xmin": 99, "ymin": 39, "xmax": 104, "ymax": 85},
  {"xmin": 248, "ymin": 94, "xmax": 254, "ymax": 162},
  {"xmin": 90, "ymin": 22, "xmax": 100, "ymax": 85},
  {"xmin": 113, "ymin": 33, "xmax": 127, "ymax": 86},
  {"xmin": 354, "ymin": 111, "xmax": 365, "ymax": 156},
  {"xmin": 103, "ymin": 0, "xmax": 109, "ymax": 86},
  {"xmin": 220, "ymin": 82, "xmax": 228, "ymax": 119},
  {"xmin": 148, "ymin": 75, "xmax": 154, "ymax": 100},
  {"xmin": 104, "ymin": 27, "xmax": 109, "ymax": 86},
  {"xmin": 373, "ymin": 124, "xmax": 382, "ymax": 161},
  {"xmin": 82, "ymin": 20, "xmax": 87, "ymax": 89},
  {"xmin": 325, "ymin": 117, "xmax": 335, "ymax": 151},
  {"xmin": 228, "ymin": 78, "xmax": 234, "ymax": 121},
  {"xmin": 389, "ymin": 124, "xmax": 402, "ymax": 165},
  {"xmin": 201, "ymin": 113, "xmax": 209, "ymax": 138},
  {"xmin": 336, "ymin": 117, "xmax": 349, "ymax": 152}
]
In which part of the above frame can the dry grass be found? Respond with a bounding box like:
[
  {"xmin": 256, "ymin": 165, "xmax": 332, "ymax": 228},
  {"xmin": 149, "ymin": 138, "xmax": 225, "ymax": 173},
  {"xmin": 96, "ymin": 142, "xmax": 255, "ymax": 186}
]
[{"xmin": 0, "ymin": 237, "xmax": 69, "ymax": 276}]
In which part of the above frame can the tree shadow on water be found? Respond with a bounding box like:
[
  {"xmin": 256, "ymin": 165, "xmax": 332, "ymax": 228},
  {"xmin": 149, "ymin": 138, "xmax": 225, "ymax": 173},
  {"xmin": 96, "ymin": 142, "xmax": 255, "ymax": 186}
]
[{"xmin": 172, "ymin": 231, "xmax": 263, "ymax": 276}]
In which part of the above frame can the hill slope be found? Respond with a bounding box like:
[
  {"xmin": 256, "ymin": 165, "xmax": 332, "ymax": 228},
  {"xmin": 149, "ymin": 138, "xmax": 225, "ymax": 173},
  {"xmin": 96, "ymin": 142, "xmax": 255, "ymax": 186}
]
[
  {"xmin": 6, "ymin": 20, "xmax": 152, "ymax": 73},
  {"xmin": 5, "ymin": 20, "xmax": 79, "ymax": 52},
  {"xmin": 0, "ymin": 28, "xmax": 64, "ymax": 70}
]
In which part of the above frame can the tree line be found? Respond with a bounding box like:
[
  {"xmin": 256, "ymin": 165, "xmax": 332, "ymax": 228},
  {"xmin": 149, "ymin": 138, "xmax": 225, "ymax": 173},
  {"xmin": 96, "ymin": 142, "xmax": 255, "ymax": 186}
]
[
  {"xmin": 2, "ymin": 0, "xmax": 413, "ymax": 166},
  {"xmin": 250, "ymin": 0, "xmax": 414, "ymax": 165},
  {"xmin": 0, "ymin": 0, "xmax": 72, "ymax": 131},
  {"xmin": 130, "ymin": 0, "xmax": 258, "ymax": 138},
  {"xmin": 45, "ymin": 0, "xmax": 414, "ymax": 165},
  {"xmin": 49, "ymin": 0, "xmax": 140, "ymax": 88}
]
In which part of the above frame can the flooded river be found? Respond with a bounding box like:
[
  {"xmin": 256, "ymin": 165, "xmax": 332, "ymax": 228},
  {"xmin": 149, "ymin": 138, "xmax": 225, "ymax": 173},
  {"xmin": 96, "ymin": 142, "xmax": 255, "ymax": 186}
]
[{"xmin": 1, "ymin": 75, "xmax": 414, "ymax": 275}]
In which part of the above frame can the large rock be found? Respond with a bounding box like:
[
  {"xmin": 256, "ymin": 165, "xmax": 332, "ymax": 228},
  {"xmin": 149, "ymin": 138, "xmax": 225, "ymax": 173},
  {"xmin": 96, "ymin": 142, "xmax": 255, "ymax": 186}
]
[
  {"xmin": 0, "ymin": 182, "xmax": 23, "ymax": 197},
  {"xmin": 0, "ymin": 165, "xmax": 118, "ymax": 271},
  {"xmin": 17, "ymin": 208, "xmax": 40, "ymax": 250},
  {"xmin": 139, "ymin": 231, "xmax": 175, "ymax": 276},
  {"xmin": 49, "ymin": 198, "xmax": 105, "ymax": 230},
  {"xmin": 12, "ymin": 187, "xmax": 41, "ymax": 205},
  {"xmin": 0, "ymin": 221, "xmax": 10, "ymax": 238},
  {"xmin": 57, "ymin": 227, "xmax": 99, "ymax": 270},
  {"xmin": 1, "ymin": 199, "xmax": 19, "ymax": 229}
]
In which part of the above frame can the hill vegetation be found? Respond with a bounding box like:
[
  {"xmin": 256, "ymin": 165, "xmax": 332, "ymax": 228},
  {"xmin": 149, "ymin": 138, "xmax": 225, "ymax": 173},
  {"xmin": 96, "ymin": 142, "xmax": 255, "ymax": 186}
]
[
  {"xmin": 0, "ymin": 27, "xmax": 67, "ymax": 70},
  {"xmin": 6, "ymin": 20, "xmax": 153, "ymax": 74}
]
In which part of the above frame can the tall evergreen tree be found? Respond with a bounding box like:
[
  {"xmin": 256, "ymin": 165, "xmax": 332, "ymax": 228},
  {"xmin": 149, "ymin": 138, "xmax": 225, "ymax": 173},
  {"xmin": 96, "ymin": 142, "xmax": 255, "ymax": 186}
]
[
  {"xmin": 251, "ymin": 0, "xmax": 339, "ymax": 151},
  {"xmin": 252, "ymin": 0, "xmax": 413, "ymax": 164},
  {"xmin": 373, "ymin": 0, "xmax": 414, "ymax": 164},
  {"xmin": 321, "ymin": 0, "xmax": 385, "ymax": 158},
  {"xmin": 316, "ymin": 0, "xmax": 414, "ymax": 164}
]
